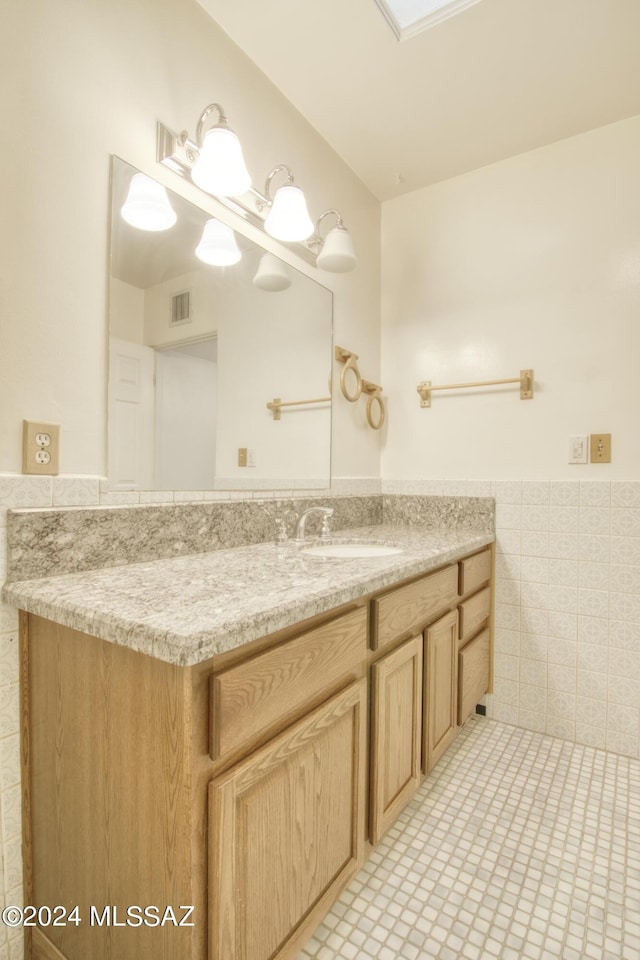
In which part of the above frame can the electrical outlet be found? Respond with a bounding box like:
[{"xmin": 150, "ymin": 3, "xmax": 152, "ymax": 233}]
[
  {"xmin": 247, "ymin": 448, "xmax": 256, "ymax": 468},
  {"xmin": 22, "ymin": 420, "xmax": 60, "ymax": 475}
]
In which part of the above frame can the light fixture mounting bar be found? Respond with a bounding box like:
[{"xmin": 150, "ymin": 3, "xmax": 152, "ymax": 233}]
[{"xmin": 156, "ymin": 121, "xmax": 317, "ymax": 265}]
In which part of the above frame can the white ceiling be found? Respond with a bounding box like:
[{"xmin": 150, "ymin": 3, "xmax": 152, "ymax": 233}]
[{"xmin": 197, "ymin": 0, "xmax": 640, "ymax": 201}]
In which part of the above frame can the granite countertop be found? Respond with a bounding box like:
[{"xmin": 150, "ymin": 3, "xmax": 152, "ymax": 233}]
[{"xmin": 2, "ymin": 524, "xmax": 494, "ymax": 667}]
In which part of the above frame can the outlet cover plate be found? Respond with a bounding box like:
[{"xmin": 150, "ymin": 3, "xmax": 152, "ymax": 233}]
[{"xmin": 22, "ymin": 420, "xmax": 60, "ymax": 475}]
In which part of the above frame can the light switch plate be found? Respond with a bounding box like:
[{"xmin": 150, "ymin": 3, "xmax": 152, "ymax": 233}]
[
  {"xmin": 590, "ymin": 433, "xmax": 611, "ymax": 464},
  {"xmin": 23, "ymin": 420, "xmax": 60, "ymax": 475},
  {"xmin": 568, "ymin": 435, "xmax": 588, "ymax": 464}
]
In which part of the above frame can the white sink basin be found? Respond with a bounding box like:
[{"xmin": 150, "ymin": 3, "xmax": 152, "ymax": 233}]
[{"xmin": 301, "ymin": 541, "xmax": 403, "ymax": 559}]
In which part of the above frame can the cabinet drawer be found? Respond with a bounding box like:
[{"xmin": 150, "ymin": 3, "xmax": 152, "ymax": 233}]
[
  {"xmin": 459, "ymin": 586, "xmax": 491, "ymax": 644},
  {"xmin": 371, "ymin": 565, "xmax": 458, "ymax": 651},
  {"xmin": 459, "ymin": 548, "xmax": 492, "ymax": 597},
  {"xmin": 458, "ymin": 627, "xmax": 490, "ymax": 724},
  {"xmin": 210, "ymin": 606, "xmax": 367, "ymax": 761}
]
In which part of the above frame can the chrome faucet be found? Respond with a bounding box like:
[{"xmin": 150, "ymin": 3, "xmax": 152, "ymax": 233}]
[{"xmin": 294, "ymin": 506, "xmax": 334, "ymax": 542}]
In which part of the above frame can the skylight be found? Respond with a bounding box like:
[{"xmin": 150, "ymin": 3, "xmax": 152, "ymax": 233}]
[{"xmin": 374, "ymin": 0, "xmax": 482, "ymax": 40}]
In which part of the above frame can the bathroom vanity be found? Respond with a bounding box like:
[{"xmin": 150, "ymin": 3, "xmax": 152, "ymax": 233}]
[{"xmin": 5, "ymin": 526, "xmax": 494, "ymax": 960}]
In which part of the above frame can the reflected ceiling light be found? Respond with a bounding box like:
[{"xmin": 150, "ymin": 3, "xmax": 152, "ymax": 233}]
[
  {"xmin": 120, "ymin": 173, "xmax": 177, "ymax": 231},
  {"xmin": 253, "ymin": 253, "xmax": 291, "ymax": 292},
  {"xmin": 195, "ymin": 218, "xmax": 242, "ymax": 266},
  {"xmin": 263, "ymin": 165, "xmax": 314, "ymax": 242},
  {"xmin": 313, "ymin": 210, "xmax": 357, "ymax": 273},
  {"xmin": 190, "ymin": 103, "xmax": 252, "ymax": 197}
]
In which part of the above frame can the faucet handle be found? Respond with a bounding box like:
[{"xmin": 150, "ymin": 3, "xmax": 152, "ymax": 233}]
[
  {"xmin": 320, "ymin": 515, "xmax": 332, "ymax": 540},
  {"xmin": 274, "ymin": 518, "xmax": 288, "ymax": 543}
]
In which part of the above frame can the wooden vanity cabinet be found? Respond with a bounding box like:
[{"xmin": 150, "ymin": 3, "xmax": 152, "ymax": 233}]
[
  {"xmin": 21, "ymin": 603, "xmax": 369, "ymax": 960},
  {"xmin": 209, "ymin": 680, "xmax": 367, "ymax": 960},
  {"xmin": 19, "ymin": 544, "xmax": 494, "ymax": 960},
  {"xmin": 424, "ymin": 609, "xmax": 459, "ymax": 773},
  {"xmin": 368, "ymin": 545, "xmax": 494, "ymax": 838},
  {"xmin": 369, "ymin": 635, "xmax": 423, "ymax": 844}
]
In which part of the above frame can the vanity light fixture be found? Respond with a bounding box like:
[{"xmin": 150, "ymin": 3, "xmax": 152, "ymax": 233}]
[
  {"xmin": 261, "ymin": 165, "xmax": 314, "ymax": 242},
  {"xmin": 312, "ymin": 210, "xmax": 357, "ymax": 273},
  {"xmin": 120, "ymin": 173, "xmax": 177, "ymax": 231},
  {"xmin": 195, "ymin": 218, "xmax": 242, "ymax": 266},
  {"xmin": 190, "ymin": 103, "xmax": 252, "ymax": 197},
  {"xmin": 253, "ymin": 252, "xmax": 292, "ymax": 291},
  {"xmin": 156, "ymin": 105, "xmax": 356, "ymax": 270}
]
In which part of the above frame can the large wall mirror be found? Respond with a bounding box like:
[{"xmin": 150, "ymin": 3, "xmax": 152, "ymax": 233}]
[{"xmin": 108, "ymin": 157, "xmax": 333, "ymax": 491}]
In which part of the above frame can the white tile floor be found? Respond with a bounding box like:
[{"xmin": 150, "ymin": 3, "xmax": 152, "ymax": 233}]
[{"xmin": 299, "ymin": 717, "xmax": 640, "ymax": 960}]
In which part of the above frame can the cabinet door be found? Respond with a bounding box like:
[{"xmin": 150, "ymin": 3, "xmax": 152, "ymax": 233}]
[
  {"xmin": 208, "ymin": 680, "xmax": 367, "ymax": 960},
  {"xmin": 370, "ymin": 635, "xmax": 423, "ymax": 844},
  {"xmin": 424, "ymin": 609, "xmax": 458, "ymax": 773}
]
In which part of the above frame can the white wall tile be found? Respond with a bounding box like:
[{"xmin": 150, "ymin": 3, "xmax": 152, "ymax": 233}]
[
  {"xmin": 495, "ymin": 554, "xmax": 521, "ymax": 579},
  {"xmin": 520, "ymin": 633, "xmax": 548, "ymax": 662},
  {"xmin": 548, "ymin": 559, "xmax": 578, "ymax": 587},
  {"xmin": 611, "ymin": 482, "xmax": 640, "ymax": 508},
  {"xmin": 578, "ymin": 562, "xmax": 610, "ymax": 591},
  {"xmin": 608, "ymin": 620, "xmax": 640, "ymax": 650},
  {"xmin": 611, "ymin": 536, "xmax": 640, "ymax": 565},
  {"xmin": 611, "ymin": 509, "xmax": 640, "ymax": 537},
  {"xmin": 546, "ymin": 717, "xmax": 576, "ymax": 739},
  {"xmin": 577, "ymin": 644, "xmax": 608, "ymax": 673},
  {"xmin": 520, "ymin": 556, "xmax": 549, "ymax": 583},
  {"xmin": 579, "ymin": 508, "xmax": 610, "ymax": 536},
  {"xmin": 53, "ymin": 477, "xmax": 100, "ymax": 506},
  {"xmin": 548, "ymin": 638, "xmax": 577, "ymax": 667},
  {"xmin": 578, "ymin": 589, "xmax": 610, "ymax": 619},
  {"xmin": 547, "ymin": 612, "xmax": 577, "ymax": 641},
  {"xmin": 520, "ymin": 608, "xmax": 548, "ymax": 635},
  {"xmin": 575, "ymin": 697, "xmax": 607, "ymax": 727},
  {"xmin": 495, "ymin": 603, "xmax": 520, "ymax": 631},
  {"xmin": 520, "ymin": 582, "xmax": 548, "ymax": 611},
  {"xmin": 547, "ymin": 586, "xmax": 578, "ymax": 614},
  {"xmin": 496, "ymin": 503, "xmax": 522, "ymax": 529},
  {"xmin": 0, "ymin": 635, "xmax": 18, "ymax": 687},
  {"xmin": 577, "ymin": 616, "xmax": 609, "ymax": 646},
  {"xmin": 548, "ymin": 533, "xmax": 580, "ymax": 560},
  {"xmin": 521, "ymin": 481, "xmax": 550, "ymax": 505},
  {"xmin": 577, "ymin": 670, "xmax": 609, "ymax": 701},
  {"xmin": 580, "ymin": 482, "xmax": 611, "ymax": 507},
  {"xmin": 522, "ymin": 505, "xmax": 550, "ymax": 531},
  {"xmin": 547, "ymin": 691, "xmax": 576, "ymax": 721},
  {"xmin": 0, "ymin": 736, "xmax": 20, "ymax": 791},
  {"xmin": 550, "ymin": 482, "xmax": 580, "ymax": 507},
  {"xmin": 496, "ymin": 531, "xmax": 522, "ymax": 555},
  {"xmin": 495, "ymin": 481, "xmax": 522, "ymax": 504},
  {"xmin": 521, "ymin": 531, "xmax": 550, "ymax": 558},
  {"xmin": 547, "ymin": 665, "xmax": 577, "ymax": 693},
  {"xmin": 466, "ymin": 480, "xmax": 494, "ymax": 497},
  {"xmin": 519, "ymin": 684, "xmax": 546, "ymax": 712},
  {"xmin": 520, "ymin": 659, "xmax": 547, "ymax": 686}
]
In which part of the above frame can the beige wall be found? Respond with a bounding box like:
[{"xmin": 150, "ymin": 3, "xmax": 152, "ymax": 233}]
[
  {"xmin": 381, "ymin": 116, "xmax": 640, "ymax": 763},
  {"xmin": 0, "ymin": 1, "xmax": 380, "ymax": 944},
  {"xmin": 0, "ymin": 0, "xmax": 381, "ymax": 480},
  {"xmin": 381, "ymin": 114, "xmax": 640, "ymax": 480}
]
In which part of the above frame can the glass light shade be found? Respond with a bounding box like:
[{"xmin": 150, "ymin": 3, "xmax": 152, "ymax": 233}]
[
  {"xmin": 264, "ymin": 184, "xmax": 314, "ymax": 242},
  {"xmin": 316, "ymin": 225, "xmax": 357, "ymax": 273},
  {"xmin": 190, "ymin": 127, "xmax": 252, "ymax": 197},
  {"xmin": 195, "ymin": 218, "xmax": 242, "ymax": 266},
  {"xmin": 253, "ymin": 253, "xmax": 291, "ymax": 292},
  {"xmin": 120, "ymin": 173, "xmax": 177, "ymax": 231}
]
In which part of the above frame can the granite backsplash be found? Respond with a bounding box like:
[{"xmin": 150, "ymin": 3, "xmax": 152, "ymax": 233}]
[{"xmin": 5, "ymin": 493, "xmax": 494, "ymax": 582}]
